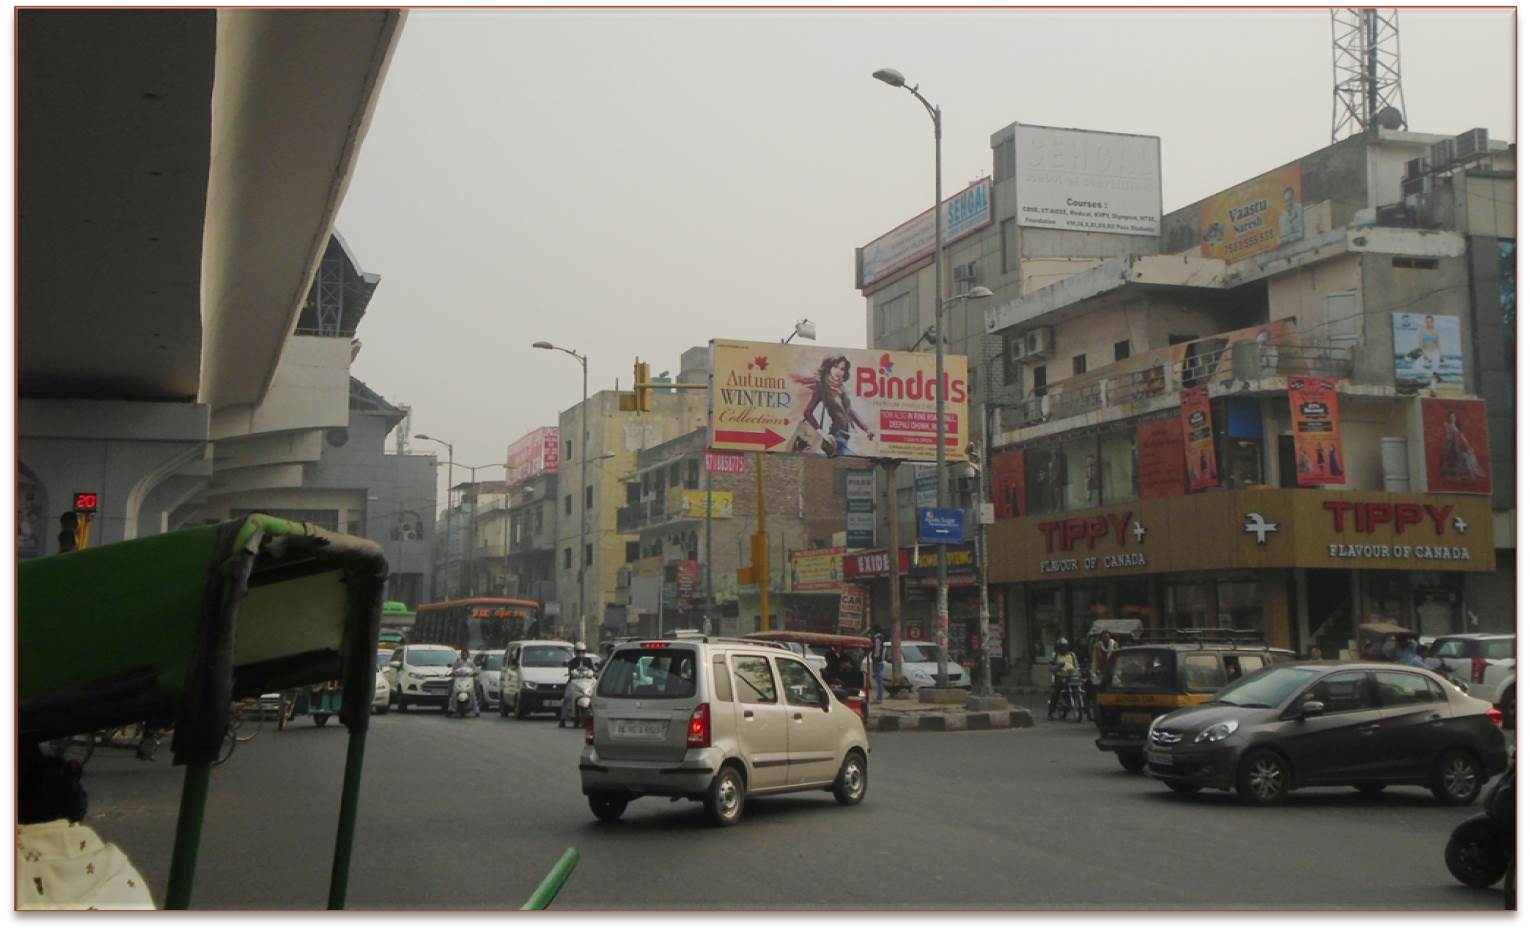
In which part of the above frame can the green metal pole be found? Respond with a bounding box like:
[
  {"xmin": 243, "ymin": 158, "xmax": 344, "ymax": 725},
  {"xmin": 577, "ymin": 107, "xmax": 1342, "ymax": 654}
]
[
  {"xmin": 520, "ymin": 847, "xmax": 581, "ymax": 910},
  {"xmin": 164, "ymin": 762, "xmax": 213, "ymax": 909},
  {"xmin": 326, "ymin": 729, "xmax": 369, "ymax": 909}
]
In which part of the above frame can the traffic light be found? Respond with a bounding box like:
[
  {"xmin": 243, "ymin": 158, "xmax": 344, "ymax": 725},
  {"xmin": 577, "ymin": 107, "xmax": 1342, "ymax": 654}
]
[
  {"xmin": 57, "ymin": 511, "xmax": 78, "ymax": 554},
  {"xmin": 633, "ymin": 358, "xmax": 653, "ymax": 412}
]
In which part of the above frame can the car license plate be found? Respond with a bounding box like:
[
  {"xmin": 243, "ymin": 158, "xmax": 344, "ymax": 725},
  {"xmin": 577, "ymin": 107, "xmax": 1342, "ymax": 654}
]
[
  {"xmin": 613, "ymin": 720, "xmax": 668, "ymax": 739},
  {"xmin": 1122, "ymin": 712, "xmax": 1153, "ymax": 724},
  {"xmin": 1147, "ymin": 750, "xmax": 1173, "ymax": 767}
]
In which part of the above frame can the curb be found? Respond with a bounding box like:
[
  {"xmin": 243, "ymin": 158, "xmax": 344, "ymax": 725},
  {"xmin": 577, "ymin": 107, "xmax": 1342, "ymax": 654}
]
[{"xmin": 868, "ymin": 706, "xmax": 1035, "ymax": 733}]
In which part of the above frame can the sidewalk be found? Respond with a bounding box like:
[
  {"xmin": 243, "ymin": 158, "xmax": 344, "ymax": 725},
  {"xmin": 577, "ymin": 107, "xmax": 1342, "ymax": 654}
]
[{"xmin": 865, "ymin": 695, "xmax": 1036, "ymax": 733}]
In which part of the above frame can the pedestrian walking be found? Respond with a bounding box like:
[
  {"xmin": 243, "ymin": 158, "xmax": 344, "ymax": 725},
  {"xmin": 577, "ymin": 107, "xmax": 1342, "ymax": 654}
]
[{"xmin": 871, "ymin": 626, "xmax": 886, "ymax": 703}]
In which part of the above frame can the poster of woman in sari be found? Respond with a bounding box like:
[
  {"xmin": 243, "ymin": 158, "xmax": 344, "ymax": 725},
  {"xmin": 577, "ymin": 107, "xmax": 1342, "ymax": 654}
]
[{"xmin": 1422, "ymin": 398, "xmax": 1492, "ymax": 494}]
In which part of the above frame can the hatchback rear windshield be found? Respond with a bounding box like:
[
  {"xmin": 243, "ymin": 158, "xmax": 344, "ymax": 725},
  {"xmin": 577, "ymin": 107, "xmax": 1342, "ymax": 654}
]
[
  {"xmin": 523, "ymin": 646, "xmax": 572, "ymax": 667},
  {"xmin": 478, "ymin": 653, "xmax": 505, "ymax": 671},
  {"xmin": 406, "ymin": 648, "xmax": 457, "ymax": 666},
  {"xmin": 1106, "ymin": 650, "xmax": 1175, "ymax": 691},
  {"xmin": 598, "ymin": 649, "xmax": 698, "ymax": 699}
]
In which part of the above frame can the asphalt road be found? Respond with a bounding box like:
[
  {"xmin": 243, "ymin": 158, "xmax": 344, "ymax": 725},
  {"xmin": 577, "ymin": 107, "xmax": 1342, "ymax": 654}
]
[{"xmin": 79, "ymin": 704, "xmax": 1509, "ymax": 910}]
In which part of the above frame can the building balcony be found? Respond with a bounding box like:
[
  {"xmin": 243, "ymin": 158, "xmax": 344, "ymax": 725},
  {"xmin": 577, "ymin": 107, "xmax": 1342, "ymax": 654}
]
[{"xmin": 619, "ymin": 491, "xmax": 733, "ymax": 533}]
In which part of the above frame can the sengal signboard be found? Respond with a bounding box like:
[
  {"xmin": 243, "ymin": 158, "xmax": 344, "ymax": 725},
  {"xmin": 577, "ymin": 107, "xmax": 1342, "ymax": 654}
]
[
  {"xmin": 1014, "ymin": 125, "xmax": 1162, "ymax": 236},
  {"xmin": 709, "ymin": 340, "xmax": 967, "ymax": 463},
  {"xmin": 507, "ymin": 426, "xmax": 560, "ymax": 486},
  {"xmin": 857, "ymin": 178, "xmax": 992, "ymax": 291}
]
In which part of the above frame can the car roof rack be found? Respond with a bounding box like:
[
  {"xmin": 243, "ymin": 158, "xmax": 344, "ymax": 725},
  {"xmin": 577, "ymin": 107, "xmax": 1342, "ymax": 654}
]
[{"xmin": 1133, "ymin": 626, "xmax": 1273, "ymax": 650}]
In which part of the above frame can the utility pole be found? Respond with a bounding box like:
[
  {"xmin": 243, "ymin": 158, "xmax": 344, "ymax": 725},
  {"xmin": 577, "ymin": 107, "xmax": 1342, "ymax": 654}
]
[{"xmin": 882, "ymin": 459, "xmax": 903, "ymax": 686}]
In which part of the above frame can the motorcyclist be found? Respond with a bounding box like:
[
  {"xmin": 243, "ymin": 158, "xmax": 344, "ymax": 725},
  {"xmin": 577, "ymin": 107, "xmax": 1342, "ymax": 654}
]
[
  {"xmin": 1047, "ymin": 638, "xmax": 1080, "ymax": 720},
  {"xmin": 559, "ymin": 642, "xmax": 597, "ymax": 727},
  {"xmin": 448, "ymin": 649, "xmax": 480, "ymax": 717}
]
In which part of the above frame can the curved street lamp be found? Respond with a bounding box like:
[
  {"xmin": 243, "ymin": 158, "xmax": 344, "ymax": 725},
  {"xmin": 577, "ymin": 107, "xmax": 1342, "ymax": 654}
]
[{"xmin": 535, "ymin": 340, "xmax": 589, "ymax": 641}]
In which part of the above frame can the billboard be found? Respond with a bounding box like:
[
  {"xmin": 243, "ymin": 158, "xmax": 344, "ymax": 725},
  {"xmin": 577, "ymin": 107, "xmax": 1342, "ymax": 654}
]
[
  {"xmin": 1198, "ymin": 163, "xmax": 1303, "ymax": 263},
  {"xmin": 789, "ymin": 547, "xmax": 845, "ymax": 592},
  {"xmin": 1288, "ymin": 377, "xmax": 1345, "ymax": 486},
  {"xmin": 857, "ymin": 178, "xmax": 992, "ymax": 290},
  {"xmin": 674, "ymin": 490, "xmax": 733, "ymax": 519},
  {"xmin": 1421, "ymin": 398, "xmax": 1491, "ymax": 495},
  {"xmin": 1393, "ymin": 312, "xmax": 1465, "ymax": 395},
  {"xmin": 1014, "ymin": 125, "xmax": 1162, "ymax": 236},
  {"xmin": 709, "ymin": 340, "xmax": 968, "ymax": 463},
  {"xmin": 1179, "ymin": 385, "xmax": 1219, "ymax": 492},
  {"xmin": 507, "ymin": 427, "xmax": 559, "ymax": 486}
]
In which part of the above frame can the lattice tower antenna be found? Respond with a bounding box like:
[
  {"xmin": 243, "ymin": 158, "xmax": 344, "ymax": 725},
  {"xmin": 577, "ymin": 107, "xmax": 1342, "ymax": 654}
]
[{"xmin": 1332, "ymin": 8, "xmax": 1408, "ymax": 142}]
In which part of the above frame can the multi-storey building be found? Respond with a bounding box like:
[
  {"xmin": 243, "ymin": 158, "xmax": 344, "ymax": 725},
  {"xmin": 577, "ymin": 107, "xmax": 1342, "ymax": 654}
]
[{"xmin": 858, "ymin": 121, "xmax": 1514, "ymax": 681}]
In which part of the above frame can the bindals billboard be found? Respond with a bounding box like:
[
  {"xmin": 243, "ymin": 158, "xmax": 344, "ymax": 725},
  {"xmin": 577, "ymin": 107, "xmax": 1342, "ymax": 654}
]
[{"xmin": 708, "ymin": 339, "xmax": 968, "ymax": 463}]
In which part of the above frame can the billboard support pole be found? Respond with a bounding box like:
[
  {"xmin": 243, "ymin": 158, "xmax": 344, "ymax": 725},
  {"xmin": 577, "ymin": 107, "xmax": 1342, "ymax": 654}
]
[
  {"xmin": 755, "ymin": 453, "xmax": 770, "ymax": 632},
  {"xmin": 882, "ymin": 459, "xmax": 903, "ymax": 687}
]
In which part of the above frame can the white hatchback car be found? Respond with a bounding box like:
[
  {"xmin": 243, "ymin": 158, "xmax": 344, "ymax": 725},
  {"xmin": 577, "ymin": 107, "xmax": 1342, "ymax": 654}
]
[
  {"xmin": 580, "ymin": 636, "xmax": 870, "ymax": 826},
  {"xmin": 473, "ymin": 649, "xmax": 506, "ymax": 709}
]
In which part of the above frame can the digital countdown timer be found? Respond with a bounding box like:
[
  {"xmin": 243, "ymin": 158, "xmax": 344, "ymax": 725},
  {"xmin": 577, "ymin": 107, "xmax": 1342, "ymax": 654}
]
[{"xmin": 72, "ymin": 492, "xmax": 100, "ymax": 514}]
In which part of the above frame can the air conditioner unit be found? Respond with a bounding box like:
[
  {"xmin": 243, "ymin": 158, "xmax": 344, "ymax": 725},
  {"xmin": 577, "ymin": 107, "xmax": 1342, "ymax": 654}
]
[
  {"xmin": 953, "ymin": 261, "xmax": 978, "ymax": 285},
  {"xmin": 1401, "ymin": 176, "xmax": 1429, "ymax": 198},
  {"xmin": 1007, "ymin": 336, "xmax": 1027, "ymax": 362},
  {"xmin": 1430, "ymin": 138, "xmax": 1457, "ymax": 170},
  {"xmin": 1022, "ymin": 326, "xmax": 1054, "ymax": 361},
  {"xmin": 1404, "ymin": 157, "xmax": 1427, "ymax": 180},
  {"xmin": 1456, "ymin": 128, "xmax": 1490, "ymax": 161}
]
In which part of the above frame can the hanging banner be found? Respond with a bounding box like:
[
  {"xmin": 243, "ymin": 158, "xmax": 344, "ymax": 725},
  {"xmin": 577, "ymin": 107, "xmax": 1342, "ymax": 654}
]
[
  {"xmin": 710, "ymin": 340, "xmax": 967, "ymax": 462},
  {"xmin": 1393, "ymin": 312, "xmax": 1465, "ymax": 395},
  {"xmin": 1198, "ymin": 162, "xmax": 1303, "ymax": 262},
  {"xmin": 991, "ymin": 448, "xmax": 1025, "ymax": 520},
  {"xmin": 838, "ymin": 583, "xmax": 867, "ymax": 630},
  {"xmin": 1179, "ymin": 385, "xmax": 1220, "ymax": 491},
  {"xmin": 1288, "ymin": 377, "xmax": 1346, "ymax": 486},
  {"xmin": 1421, "ymin": 398, "xmax": 1492, "ymax": 495},
  {"xmin": 1137, "ymin": 417, "xmax": 1187, "ymax": 500},
  {"xmin": 845, "ymin": 469, "xmax": 876, "ymax": 549}
]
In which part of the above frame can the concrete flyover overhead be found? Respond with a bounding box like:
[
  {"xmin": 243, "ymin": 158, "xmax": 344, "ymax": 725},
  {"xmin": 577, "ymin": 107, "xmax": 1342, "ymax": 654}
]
[{"xmin": 17, "ymin": 10, "xmax": 406, "ymax": 549}]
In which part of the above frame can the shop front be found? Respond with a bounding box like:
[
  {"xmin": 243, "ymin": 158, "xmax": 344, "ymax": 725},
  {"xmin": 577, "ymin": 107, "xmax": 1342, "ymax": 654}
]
[
  {"xmin": 989, "ymin": 488, "xmax": 1496, "ymax": 673},
  {"xmin": 843, "ymin": 543, "xmax": 1000, "ymax": 670}
]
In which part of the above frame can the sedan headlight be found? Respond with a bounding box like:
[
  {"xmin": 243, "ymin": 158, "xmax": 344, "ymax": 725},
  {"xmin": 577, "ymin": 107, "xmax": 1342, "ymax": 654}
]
[
  {"xmin": 1194, "ymin": 720, "xmax": 1240, "ymax": 743},
  {"xmin": 909, "ymin": 670, "xmax": 935, "ymax": 685}
]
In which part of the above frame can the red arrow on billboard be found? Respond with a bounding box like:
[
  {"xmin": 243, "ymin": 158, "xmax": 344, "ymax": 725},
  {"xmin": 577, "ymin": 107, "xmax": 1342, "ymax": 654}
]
[{"xmin": 714, "ymin": 428, "xmax": 786, "ymax": 450}]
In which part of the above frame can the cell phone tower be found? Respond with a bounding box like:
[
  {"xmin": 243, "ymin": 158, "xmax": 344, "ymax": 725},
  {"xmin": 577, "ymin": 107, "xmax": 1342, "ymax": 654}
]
[{"xmin": 1332, "ymin": 8, "xmax": 1408, "ymax": 142}]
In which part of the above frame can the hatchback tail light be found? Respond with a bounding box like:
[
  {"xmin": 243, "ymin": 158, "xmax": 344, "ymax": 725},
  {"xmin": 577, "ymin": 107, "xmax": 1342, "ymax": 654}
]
[
  {"xmin": 1488, "ymin": 706, "xmax": 1504, "ymax": 728},
  {"xmin": 687, "ymin": 703, "xmax": 711, "ymax": 748},
  {"xmin": 1472, "ymin": 657, "xmax": 1489, "ymax": 684},
  {"xmin": 584, "ymin": 713, "xmax": 594, "ymax": 745}
]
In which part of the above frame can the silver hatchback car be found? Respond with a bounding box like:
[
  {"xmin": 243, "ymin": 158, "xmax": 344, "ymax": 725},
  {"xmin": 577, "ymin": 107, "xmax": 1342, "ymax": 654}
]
[{"xmin": 579, "ymin": 636, "xmax": 870, "ymax": 826}]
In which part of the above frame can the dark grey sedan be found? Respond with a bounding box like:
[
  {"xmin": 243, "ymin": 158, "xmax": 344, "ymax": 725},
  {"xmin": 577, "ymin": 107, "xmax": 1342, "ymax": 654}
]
[{"xmin": 1145, "ymin": 662, "xmax": 1509, "ymax": 806}]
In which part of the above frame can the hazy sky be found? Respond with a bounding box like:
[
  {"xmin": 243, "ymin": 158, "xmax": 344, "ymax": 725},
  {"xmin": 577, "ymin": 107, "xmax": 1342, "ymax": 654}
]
[{"xmin": 337, "ymin": 7, "xmax": 1515, "ymax": 491}]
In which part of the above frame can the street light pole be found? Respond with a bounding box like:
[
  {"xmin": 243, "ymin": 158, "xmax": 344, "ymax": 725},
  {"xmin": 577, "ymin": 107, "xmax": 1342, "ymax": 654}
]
[
  {"xmin": 874, "ymin": 67, "xmax": 950, "ymax": 688},
  {"xmin": 414, "ymin": 434, "xmax": 453, "ymax": 599},
  {"xmin": 534, "ymin": 341, "xmax": 589, "ymax": 643}
]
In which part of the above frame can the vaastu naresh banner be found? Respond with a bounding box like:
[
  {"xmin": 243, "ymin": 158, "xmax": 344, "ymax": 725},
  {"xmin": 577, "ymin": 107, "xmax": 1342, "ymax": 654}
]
[
  {"xmin": 1199, "ymin": 162, "xmax": 1303, "ymax": 263},
  {"xmin": 709, "ymin": 340, "xmax": 968, "ymax": 462}
]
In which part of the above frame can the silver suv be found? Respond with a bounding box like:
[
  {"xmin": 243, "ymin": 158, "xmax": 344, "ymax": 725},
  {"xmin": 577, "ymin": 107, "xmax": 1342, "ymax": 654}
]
[{"xmin": 579, "ymin": 636, "xmax": 870, "ymax": 826}]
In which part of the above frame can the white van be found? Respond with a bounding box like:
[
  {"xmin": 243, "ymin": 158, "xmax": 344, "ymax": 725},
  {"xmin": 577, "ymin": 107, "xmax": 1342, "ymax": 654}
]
[{"xmin": 500, "ymin": 640, "xmax": 576, "ymax": 719}]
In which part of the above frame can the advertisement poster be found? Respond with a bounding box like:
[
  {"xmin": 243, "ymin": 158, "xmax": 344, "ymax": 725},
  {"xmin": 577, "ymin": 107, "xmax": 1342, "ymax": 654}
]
[
  {"xmin": 838, "ymin": 583, "xmax": 867, "ymax": 630},
  {"xmin": 790, "ymin": 547, "xmax": 845, "ymax": 592},
  {"xmin": 845, "ymin": 469, "xmax": 876, "ymax": 548},
  {"xmin": 1421, "ymin": 398, "xmax": 1492, "ymax": 495},
  {"xmin": 675, "ymin": 490, "xmax": 733, "ymax": 519},
  {"xmin": 674, "ymin": 560, "xmax": 699, "ymax": 611},
  {"xmin": 991, "ymin": 448, "xmax": 1025, "ymax": 520},
  {"xmin": 1014, "ymin": 125, "xmax": 1162, "ymax": 236},
  {"xmin": 1199, "ymin": 163, "xmax": 1303, "ymax": 262},
  {"xmin": 1136, "ymin": 417, "xmax": 1186, "ymax": 500},
  {"xmin": 1287, "ymin": 377, "xmax": 1345, "ymax": 486},
  {"xmin": 710, "ymin": 340, "xmax": 968, "ymax": 462},
  {"xmin": 1393, "ymin": 312, "xmax": 1464, "ymax": 395},
  {"xmin": 1205, "ymin": 318, "xmax": 1295, "ymax": 381},
  {"xmin": 1179, "ymin": 385, "xmax": 1219, "ymax": 491},
  {"xmin": 506, "ymin": 426, "xmax": 559, "ymax": 486},
  {"xmin": 858, "ymin": 178, "xmax": 992, "ymax": 290}
]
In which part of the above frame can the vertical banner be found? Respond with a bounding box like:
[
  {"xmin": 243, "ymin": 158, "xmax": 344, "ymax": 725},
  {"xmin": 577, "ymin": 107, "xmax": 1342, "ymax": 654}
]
[
  {"xmin": 838, "ymin": 583, "xmax": 867, "ymax": 630},
  {"xmin": 990, "ymin": 448, "xmax": 1025, "ymax": 520},
  {"xmin": 1179, "ymin": 385, "xmax": 1220, "ymax": 491},
  {"xmin": 845, "ymin": 470, "xmax": 876, "ymax": 549},
  {"xmin": 1287, "ymin": 377, "xmax": 1345, "ymax": 486},
  {"xmin": 914, "ymin": 464, "xmax": 938, "ymax": 509},
  {"xmin": 1136, "ymin": 417, "xmax": 1187, "ymax": 499},
  {"xmin": 1421, "ymin": 398, "xmax": 1492, "ymax": 494}
]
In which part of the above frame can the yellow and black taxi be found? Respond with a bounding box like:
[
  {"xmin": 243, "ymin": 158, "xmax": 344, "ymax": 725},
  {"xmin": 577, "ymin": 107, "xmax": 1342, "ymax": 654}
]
[{"xmin": 1095, "ymin": 636, "xmax": 1295, "ymax": 773}]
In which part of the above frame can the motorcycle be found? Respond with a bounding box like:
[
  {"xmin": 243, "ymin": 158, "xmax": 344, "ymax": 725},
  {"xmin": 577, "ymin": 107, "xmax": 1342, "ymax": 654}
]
[
  {"xmin": 1445, "ymin": 764, "xmax": 1515, "ymax": 907},
  {"xmin": 1047, "ymin": 668, "xmax": 1087, "ymax": 722},
  {"xmin": 561, "ymin": 667, "xmax": 596, "ymax": 729},
  {"xmin": 446, "ymin": 667, "xmax": 479, "ymax": 718}
]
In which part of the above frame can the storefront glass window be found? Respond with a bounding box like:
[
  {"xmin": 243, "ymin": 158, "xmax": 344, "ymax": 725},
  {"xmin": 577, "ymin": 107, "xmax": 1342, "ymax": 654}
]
[
  {"xmin": 1216, "ymin": 579, "xmax": 1262, "ymax": 631},
  {"xmin": 1062, "ymin": 435, "xmax": 1099, "ymax": 511},
  {"xmin": 1166, "ymin": 582, "xmax": 1210, "ymax": 630},
  {"xmin": 1026, "ymin": 447, "xmax": 1066, "ymax": 516},
  {"xmin": 1116, "ymin": 579, "xmax": 1154, "ymax": 628},
  {"xmin": 1098, "ymin": 429, "xmax": 1138, "ymax": 505},
  {"xmin": 1029, "ymin": 586, "xmax": 1064, "ymax": 659},
  {"xmin": 1070, "ymin": 584, "xmax": 1112, "ymax": 645}
]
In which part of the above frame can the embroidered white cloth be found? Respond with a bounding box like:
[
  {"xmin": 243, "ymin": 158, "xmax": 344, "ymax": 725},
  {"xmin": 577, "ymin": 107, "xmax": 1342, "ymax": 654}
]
[{"xmin": 16, "ymin": 820, "xmax": 154, "ymax": 910}]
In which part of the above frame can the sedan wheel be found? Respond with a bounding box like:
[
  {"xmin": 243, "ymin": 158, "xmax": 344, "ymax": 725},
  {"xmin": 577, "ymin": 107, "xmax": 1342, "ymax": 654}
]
[
  {"xmin": 1432, "ymin": 751, "xmax": 1483, "ymax": 806},
  {"xmin": 1236, "ymin": 750, "xmax": 1289, "ymax": 806},
  {"xmin": 833, "ymin": 751, "xmax": 867, "ymax": 806},
  {"xmin": 704, "ymin": 765, "xmax": 745, "ymax": 827},
  {"xmin": 1116, "ymin": 751, "xmax": 1146, "ymax": 774}
]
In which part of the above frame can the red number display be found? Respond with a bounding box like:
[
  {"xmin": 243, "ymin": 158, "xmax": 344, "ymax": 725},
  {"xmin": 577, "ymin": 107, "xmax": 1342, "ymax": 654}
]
[{"xmin": 72, "ymin": 492, "xmax": 99, "ymax": 514}]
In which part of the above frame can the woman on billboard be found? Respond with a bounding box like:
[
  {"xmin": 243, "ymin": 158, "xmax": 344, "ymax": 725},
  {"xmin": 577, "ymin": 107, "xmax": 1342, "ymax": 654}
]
[
  {"xmin": 791, "ymin": 354, "xmax": 874, "ymax": 457},
  {"xmin": 1442, "ymin": 410, "xmax": 1487, "ymax": 481}
]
